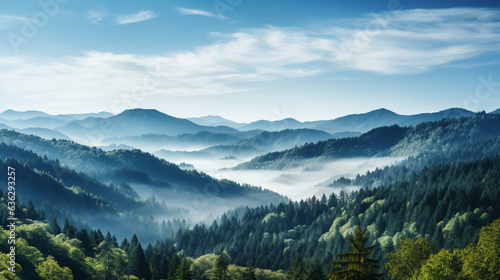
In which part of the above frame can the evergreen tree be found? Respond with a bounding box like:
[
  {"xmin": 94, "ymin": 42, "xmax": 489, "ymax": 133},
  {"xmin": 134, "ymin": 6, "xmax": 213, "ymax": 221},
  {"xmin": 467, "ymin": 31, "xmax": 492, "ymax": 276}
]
[
  {"xmin": 48, "ymin": 217, "xmax": 61, "ymax": 235},
  {"xmin": 62, "ymin": 218, "xmax": 76, "ymax": 238},
  {"xmin": 120, "ymin": 238, "xmax": 128, "ymax": 250},
  {"xmin": 328, "ymin": 225, "xmax": 383, "ymax": 280},
  {"xmin": 212, "ymin": 252, "xmax": 230, "ymax": 280},
  {"xmin": 168, "ymin": 254, "xmax": 180, "ymax": 280},
  {"xmin": 150, "ymin": 248, "xmax": 162, "ymax": 280},
  {"xmin": 306, "ymin": 258, "xmax": 325, "ymax": 280},
  {"xmin": 27, "ymin": 200, "xmax": 37, "ymax": 219},
  {"xmin": 288, "ymin": 254, "xmax": 306, "ymax": 280},
  {"xmin": 128, "ymin": 242, "xmax": 152, "ymax": 280},
  {"xmin": 76, "ymin": 228, "xmax": 93, "ymax": 257},
  {"xmin": 175, "ymin": 257, "xmax": 193, "ymax": 280}
]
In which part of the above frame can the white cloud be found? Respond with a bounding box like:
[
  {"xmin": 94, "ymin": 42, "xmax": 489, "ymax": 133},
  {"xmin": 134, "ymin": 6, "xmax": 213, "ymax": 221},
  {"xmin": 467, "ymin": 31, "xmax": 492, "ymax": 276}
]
[
  {"xmin": 0, "ymin": 14, "xmax": 30, "ymax": 28},
  {"xmin": 327, "ymin": 8, "xmax": 500, "ymax": 74},
  {"xmin": 116, "ymin": 10, "xmax": 158, "ymax": 25},
  {"xmin": 87, "ymin": 9, "xmax": 108, "ymax": 24},
  {"xmin": 1, "ymin": 7, "xmax": 500, "ymax": 111},
  {"xmin": 176, "ymin": 7, "xmax": 217, "ymax": 18}
]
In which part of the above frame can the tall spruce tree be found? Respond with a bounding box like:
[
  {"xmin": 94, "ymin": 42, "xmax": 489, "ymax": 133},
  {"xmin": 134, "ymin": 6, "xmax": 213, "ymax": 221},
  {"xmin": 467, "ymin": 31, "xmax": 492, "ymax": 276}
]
[
  {"xmin": 328, "ymin": 225, "xmax": 383, "ymax": 280},
  {"xmin": 150, "ymin": 248, "xmax": 162, "ymax": 280},
  {"xmin": 175, "ymin": 257, "xmax": 193, "ymax": 280},
  {"xmin": 168, "ymin": 254, "xmax": 180, "ymax": 280},
  {"xmin": 212, "ymin": 252, "xmax": 230, "ymax": 280},
  {"xmin": 288, "ymin": 254, "xmax": 306, "ymax": 280},
  {"xmin": 306, "ymin": 258, "xmax": 325, "ymax": 280},
  {"xmin": 128, "ymin": 242, "xmax": 152, "ymax": 280}
]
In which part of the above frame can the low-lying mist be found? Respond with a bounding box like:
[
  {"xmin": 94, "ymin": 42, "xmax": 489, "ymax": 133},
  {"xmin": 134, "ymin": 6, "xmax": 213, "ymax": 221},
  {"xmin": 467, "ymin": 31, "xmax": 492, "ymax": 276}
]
[{"xmin": 158, "ymin": 155, "xmax": 404, "ymax": 201}]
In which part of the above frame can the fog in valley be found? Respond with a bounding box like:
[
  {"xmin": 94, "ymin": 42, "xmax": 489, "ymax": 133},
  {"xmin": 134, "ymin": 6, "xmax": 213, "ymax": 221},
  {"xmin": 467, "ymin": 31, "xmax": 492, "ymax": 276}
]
[{"xmin": 159, "ymin": 155, "xmax": 404, "ymax": 201}]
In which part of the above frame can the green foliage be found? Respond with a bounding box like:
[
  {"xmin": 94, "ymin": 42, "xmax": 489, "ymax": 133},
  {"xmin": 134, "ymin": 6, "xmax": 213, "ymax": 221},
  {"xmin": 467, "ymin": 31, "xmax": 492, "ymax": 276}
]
[
  {"xmin": 305, "ymin": 258, "xmax": 325, "ymax": 280},
  {"xmin": 328, "ymin": 225, "xmax": 383, "ymax": 280},
  {"xmin": 212, "ymin": 252, "xmax": 230, "ymax": 280},
  {"xmin": 287, "ymin": 254, "xmax": 305, "ymax": 280},
  {"xmin": 385, "ymin": 238, "xmax": 437, "ymax": 279},
  {"xmin": 419, "ymin": 249, "xmax": 465, "ymax": 280},
  {"xmin": 461, "ymin": 218, "xmax": 500, "ymax": 279},
  {"xmin": 36, "ymin": 255, "xmax": 73, "ymax": 280},
  {"xmin": 175, "ymin": 257, "xmax": 193, "ymax": 280},
  {"xmin": 385, "ymin": 218, "xmax": 500, "ymax": 279},
  {"xmin": 0, "ymin": 252, "xmax": 22, "ymax": 280}
]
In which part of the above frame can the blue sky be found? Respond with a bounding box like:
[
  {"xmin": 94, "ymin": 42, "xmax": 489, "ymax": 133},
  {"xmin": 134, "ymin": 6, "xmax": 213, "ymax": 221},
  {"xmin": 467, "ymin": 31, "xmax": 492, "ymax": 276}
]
[{"xmin": 0, "ymin": 0, "xmax": 499, "ymax": 122}]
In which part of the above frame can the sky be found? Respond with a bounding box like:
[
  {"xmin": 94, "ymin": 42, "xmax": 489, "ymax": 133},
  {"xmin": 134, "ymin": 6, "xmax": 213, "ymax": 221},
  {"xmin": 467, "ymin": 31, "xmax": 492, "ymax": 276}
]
[{"xmin": 0, "ymin": 0, "xmax": 499, "ymax": 122}]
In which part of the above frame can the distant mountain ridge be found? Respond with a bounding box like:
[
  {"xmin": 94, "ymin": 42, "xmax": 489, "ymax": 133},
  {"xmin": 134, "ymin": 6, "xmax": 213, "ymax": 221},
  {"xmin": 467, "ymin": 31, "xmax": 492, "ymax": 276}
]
[
  {"xmin": 53, "ymin": 109, "xmax": 239, "ymax": 142},
  {"xmin": 188, "ymin": 115, "xmax": 246, "ymax": 129},
  {"xmin": 220, "ymin": 108, "xmax": 478, "ymax": 134},
  {"xmin": 0, "ymin": 109, "xmax": 113, "ymax": 121},
  {"xmin": 235, "ymin": 112, "xmax": 500, "ymax": 170},
  {"xmin": 0, "ymin": 108, "xmax": 492, "ymax": 146}
]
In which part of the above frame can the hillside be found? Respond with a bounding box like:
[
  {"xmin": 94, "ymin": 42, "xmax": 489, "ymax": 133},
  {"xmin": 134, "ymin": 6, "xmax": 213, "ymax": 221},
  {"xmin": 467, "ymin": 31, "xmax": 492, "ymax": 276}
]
[
  {"xmin": 202, "ymin": 129, "xmax": 335, "ymax": 158},
  {"xmin": 0, "ymin": 129, "xmax": 287, "ymax": 224},
  {"xmin": 101, "ymin": 131, "xmax": 245, "ymax": 151},
  {"xmin": 167, "ymin": 155, "xmax": 500, "ymax": 271},
  {"xmin": 236, "ymin": 113, "xmax": 500, "ymax": 170},
  {"xmin": 235, "ymin": 125, "xmax": 408, "ymax": 169}
]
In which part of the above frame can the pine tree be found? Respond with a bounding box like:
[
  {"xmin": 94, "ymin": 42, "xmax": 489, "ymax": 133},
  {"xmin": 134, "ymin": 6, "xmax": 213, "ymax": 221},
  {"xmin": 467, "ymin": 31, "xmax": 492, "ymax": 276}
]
[
  {"xmin": 150, "ymin": 248, "xmax": 162, "ymax": 280},
  {"xmin": 128, "ymin": 242, "xmax": 152, "ymax": 280},
  {"xmin": 212, "ymin": 252, "xmax": 230, "ymax": 280},
  {"xmin": 175, "ymin": 257, "xmax": 193, "ymax": 280},
  {"xmin": 76, "ymin": 228, "xmax": 93, "ymax": 257},
  {"xmin": 168, "ymin": 254, "xmax": 180, "ymax": 280},
  {"xmin": 328, "ymin": 224, "xmax": 383, "ymax": 280},
  {"xmin": 120, "ymin": 238, "xmax": 128, "ymax": 250},
  {"xmin": 306, "ymin": 258, "xmax": 325, "ymax": 280},
  {"xmin": 49, "ymin": 217, "xmax": 61, "ymax": 235},
  {"xmin": 62, "ymin": 218, "xmax": 76, "ymax": 238},
  {"xmin": 288, "ymin": 254, "xmax": 306, "ymax": 280},
  {"xmin": 27, "ymin": 200, "xmax": 37, "ymax": 219}
]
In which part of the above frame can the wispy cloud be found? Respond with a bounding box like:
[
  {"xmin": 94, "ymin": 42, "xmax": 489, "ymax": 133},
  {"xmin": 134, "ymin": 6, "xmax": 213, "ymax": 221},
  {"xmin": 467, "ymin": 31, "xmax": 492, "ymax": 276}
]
[
  {"xmin": 327, "ymin": 8, "xmax": 500, "ymax": 74},
  {"xmin": 116, "ymin": 10, "xmax": 158, "ymax": 25},
  {"xmin": 176, "ymin": 7, "xmax": 219, "ymax": 18},
  {"xmin": 87, "ymin": 9, "xmax": 108, "ymax": 24},
  {"xmin": 0, "ymin": 14, "xmax": 30, "ymax": 28},
  {"xmin": 1, "ymin": 7, "xmax": 500, "ymax": 109}
]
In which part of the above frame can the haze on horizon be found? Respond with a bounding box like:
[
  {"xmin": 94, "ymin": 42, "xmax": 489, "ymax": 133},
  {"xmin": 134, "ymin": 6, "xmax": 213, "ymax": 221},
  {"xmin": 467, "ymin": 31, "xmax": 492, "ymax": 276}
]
[{"xmin": 0, "ymin": 0, "xmax": 499, "ymax": 123}]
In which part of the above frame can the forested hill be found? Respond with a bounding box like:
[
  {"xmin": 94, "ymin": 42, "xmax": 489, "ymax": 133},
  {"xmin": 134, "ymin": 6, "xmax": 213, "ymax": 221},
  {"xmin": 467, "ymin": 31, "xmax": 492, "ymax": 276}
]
[
  {"xmin": 0, "ymin": 130, "xmax": 287, "ymax": 242},
  {"xmin": 0, "ymin": 129, "xmax": 284, "ymax": 202},
  {"xmin": 170, "ymin": 155, "xmax": 500, "ymax": 272},
  {"xmin": 201, "ymin": 129, "xmax": 335, "ymax": 158},
  {"xmin": 234, "ymin": 125, "xmax": 408, "ymax": 169},
  {"xmin": 236, "ymin": 112, "xmax": 500, "ymax": 170}
]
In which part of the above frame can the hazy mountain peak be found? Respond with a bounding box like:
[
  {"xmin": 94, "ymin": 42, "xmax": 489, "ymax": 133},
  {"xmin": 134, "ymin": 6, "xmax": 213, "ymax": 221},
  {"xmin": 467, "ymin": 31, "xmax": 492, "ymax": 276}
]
[
  {"xmin": 367, "ymin": 108, "xmax": 398, "ymax": 115},
  {"xmin": 0, "ymin": 109, "xmax": 50, "ymax": 120}
]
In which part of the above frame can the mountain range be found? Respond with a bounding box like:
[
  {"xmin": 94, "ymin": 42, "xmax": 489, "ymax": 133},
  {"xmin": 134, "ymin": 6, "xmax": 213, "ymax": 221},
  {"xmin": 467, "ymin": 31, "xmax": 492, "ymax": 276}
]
[
  {"xmin": 0, "ymin": 108, "xmax": 494, "ymax": 144},
  {"xmin": 235, "ymin": 112, "xmax": 500, "ymax": 170}
]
